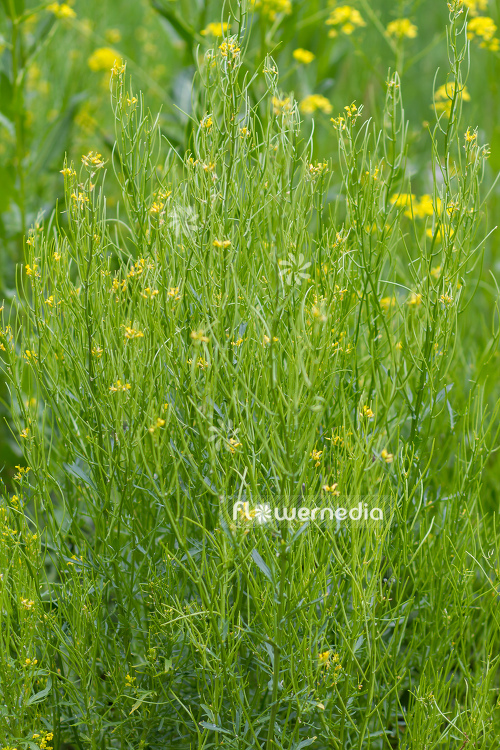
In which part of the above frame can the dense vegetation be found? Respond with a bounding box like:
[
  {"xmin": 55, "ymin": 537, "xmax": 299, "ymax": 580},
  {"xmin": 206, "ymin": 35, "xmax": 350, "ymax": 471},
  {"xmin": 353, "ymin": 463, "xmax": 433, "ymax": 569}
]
[{"xmin": 1, "ymin": 0, "xmax": 500, "ymax": 747}]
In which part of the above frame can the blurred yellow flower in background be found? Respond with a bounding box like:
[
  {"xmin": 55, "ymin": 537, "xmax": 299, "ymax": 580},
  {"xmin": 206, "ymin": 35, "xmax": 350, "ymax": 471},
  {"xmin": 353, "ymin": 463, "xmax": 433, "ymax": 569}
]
[
  {"xmin": 387, "ymin": 18, "xmax": 418, "ymax": 39},
  {"xmin": 293, "ymin": 48, "xmax": 315, "ymax": 64},
  {"xmin": 300, "ymin": 94, "xmax": 332, "ymax": 114},
  {"xmin": 88, "ymin": 47, "xmax": 121, "ymax": 72}
]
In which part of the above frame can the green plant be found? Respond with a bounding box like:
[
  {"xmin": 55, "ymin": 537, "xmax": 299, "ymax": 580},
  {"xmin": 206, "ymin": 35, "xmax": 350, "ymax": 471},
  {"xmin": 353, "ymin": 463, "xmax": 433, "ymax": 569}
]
[{"xmin": 1, "ymin": 3, "xmax": 500, "ymax": 748}]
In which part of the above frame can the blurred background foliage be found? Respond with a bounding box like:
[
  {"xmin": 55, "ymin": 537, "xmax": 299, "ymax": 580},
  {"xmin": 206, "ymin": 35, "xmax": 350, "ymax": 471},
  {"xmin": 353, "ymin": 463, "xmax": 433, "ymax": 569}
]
[{"xmin": 0, "ymin": 0, "xmax": 499, "ymax": 488}]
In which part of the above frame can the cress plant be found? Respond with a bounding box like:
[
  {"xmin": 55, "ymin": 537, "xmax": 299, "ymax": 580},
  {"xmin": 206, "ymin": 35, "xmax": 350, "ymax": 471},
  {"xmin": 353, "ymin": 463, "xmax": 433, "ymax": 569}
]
[{"xmin": 1, "ymin": 2, "xmax": 500, "ymax": 749}]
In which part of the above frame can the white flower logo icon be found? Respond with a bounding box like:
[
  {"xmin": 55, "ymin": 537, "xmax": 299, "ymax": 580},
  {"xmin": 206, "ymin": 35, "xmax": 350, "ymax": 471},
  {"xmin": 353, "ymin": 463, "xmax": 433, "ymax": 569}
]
[
  {"xmin": 278, "ymin": 252, "xmax": 311, "ymax": 285},
  {"xmin": 253, "ymin": 503, "xmax": 272, "ymax": 524},
  {"xmin": 167, "ymin": 204, "xmax": 198, "ymax": 239}
]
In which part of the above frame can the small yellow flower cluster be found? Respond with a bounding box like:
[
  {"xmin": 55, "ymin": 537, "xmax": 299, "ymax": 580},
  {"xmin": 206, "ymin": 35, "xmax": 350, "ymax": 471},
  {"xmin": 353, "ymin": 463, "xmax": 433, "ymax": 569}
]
[
  {"xmin": 308, "ymin": 161, "xmax": 329, "ymax": 178},
  {"xmin": 331, "ymin": 102, "xmax": 360, "ymax": 130},
  {"xmin": 109, "ymin": 379, "xmax": 131, "ymax": 392},
  {"xmin": 250, "ymin": 0, "xmax": 292, "ymax": 20},
  {"xmin": 380, "ymin": 296, "xmax": 396, "ymax": 312},
  {"xmin": 60, "ymin": 166, "xmax": 76, "ymax": 178},
  {"xmin": 82, "ymin": 151, "xmax": 104, "ymax": 168},
  {"xmin": 293, "ymin": 48, "xmax": 315, "ymax": 64},
  {"xmin": 71, "ymin": 191, "xmax": 89, "ymax": 206},
  {"xmin": 360, "ymin": 404, "xmax": 374, "ymax": 419},
  {"xmin": 467, "ymin": 16, "xmax": 499, "ymax": 50},
  {"xmin": 326, "ymin": 6, "xmax": 366, "ymax": 37},
  {"xmin": 390, "ymin": 193, "xmax": 442, "ymax": 219},
  {"xmin": 149, "ymin": 417, "xmax": 166, "ymax": 434},
  {"xmin": 32, "ymin": 731, "xmax": 53, "ymax": 750},
  {"xmin": 381, "ymin": 449, "xmax": 394, "ymax": 463},
  {"xmin": 127, "ymin": 258, "xmax": 153, "ymax": 279},
  {"xmin": 47, "ymin": 3, "xmax": 75, "ymax": 19},
  {"xmin": 122, "ymin": 324, "xmax": 144, "ymax": 341},
  {"xmin": 188, "ymin": 356, "xmax": 210, "ymax": 369},
  {"xmin": 20, "ymin": 597, "xmax": 35, "ymax": 610},
  {"xmin": 386, "ymin": 18, "xmax": 418, "ymax": 39},
  {"xmin": 200, "ymin": 115, "xmax": 213, "ymax": 131},
  {"xmin": 88, "ymin": 47, "xmax": 121, "ymax": 72},
  {"xmin": 14, "ymin": 465, "xmax": 30, "ymax": 481},
  {"xmin": 25, "ymin": 263, "xmax": 40, "ymax": 278},
  {"xmin": 213, "ymin": 239, "xmax": 231, "ymax": 248},
  {"xmin": 201, "ymin": 22, "xmax": 230, "ymax": 37},
  {"xmin": 228, "ymin": 437, "xmax": 242, "ymax": 454},
  {"xmin": 0, "ymin": 324, "xmax": 13, "ymax": 353},
  {"xmin": 168, "ymin": 287, "xmax": 181, "ymax": 300},
  {"xmin": 149, "ymin": 201, "xmax": 164, "ymax": 215},
  {"xmin": 219, "ymin": 40, "xmax": 241, "ymax": 60},
  {"xmin": 190, "ymin": 329, "xmax": 210, "ymax": 343},
  {"xmin": 25, "ymin": 657, "xmax": 38, "ymax": 666},
  {"xmin": 461, "ymin": 0, "xmax": 488, "ymax": 15},
  {"xmin": 434, "ymin": 82, "xmax": 471, "ymax": 117},
  {"xmin": 407, "ymin": 292, "xmax": 422, "ymax": 306},
  {"xmin": 322, "ymin": 483, "xmax": 340, "ymax": 495},
  {"xmin": 141, "ymin": 287, "xmax": 160, "ymax": 299},
  {"xmin": 111, "ymin": 60, "xmax": 126, "ymax": 76},
  {"xmin": 125, "ymin": 673, "xmax": 136, "ymax": 686},
  {"xmin": 318, "ymin": 650, "xmax": 341, "ymax": 670},
  {"xmin": 272, "ymin": 96, "xmax": 292, "ymax": 115},
  {"xmin": 300, "ymin": 94, "xmax": 332, "ymax": 115},
  {"xmin": 311, "ymin": 449, "xmax": 323, "ymax": 467},
  {"xmin": 263, "ymin": 335, "xmax": 279, "ymax": 345}
]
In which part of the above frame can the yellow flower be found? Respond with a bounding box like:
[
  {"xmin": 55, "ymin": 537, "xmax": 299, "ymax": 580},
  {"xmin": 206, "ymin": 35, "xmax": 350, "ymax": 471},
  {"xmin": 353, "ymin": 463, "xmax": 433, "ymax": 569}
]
[
  {"xmin": 47, "ymin": 2, "xmax": 76, "ymax": 19},
  {"xmin": 149, "ymin": 417, "xmax": 166, "ymax": 434},
  {"xmin": 300, "ymin": 94, "xmax": 332, "ymax": 115},
  {"xmin": 462, "ymin": 0, "xmax": 488, "ymax": 15},
  {"xmin": 390, "ymin": 193, "xmax": 416, "ymax": 212},
  {"xmin": 109, "ymin": 379, "xmax": 131, "ymax": 392},
  {"xmin": 293, "ymin": 48, "xmax": 315, "ymax": 64},
  {"xmin": 381, "ymin": 449, "xmax": 394, "ymax": 463},
  {"xmin": 426, "ymin": 227, "xmax": 443, "ymax": 242},
  {"xmin": 122, "ymin": 325, "xmax": 144, "ymax": 340},
  {"xmin": 413, "ymin": 194, "xmax": 442, "ymax": 219},
  {"xmin": 440, "ymin": 293, "xmax": 454, "ymax": 306},
  {"xmin": 434, "ymin": 82, "xmax": 470, "ymax": 116},
  {"xmin": 322, "ymin": 483, "xmax": 340, "ymax": 495},
  {"xmin": 82, "ymin": 151, "xmax": 104, "ymax": 168},
  {"xmin": 228, "ymin": 437, "xmax": 242, "ymax": 453},
  {"xmin": 88, "ymin": 47, "xmax": 121, "ymax": 72},
  {"xmin": 190, "ymin": 329, "xmax": 210, "ymax": 343},
  {"xmin": 213, "ymin": 239, "xmax": 231, "ymax": 247},
  {"xmin": 430, "ymin": 265, "xmax": 442, "ymax": 279},
  {"xmin": 467, "ymin": 16, "xmax": 499, "ymax": 49},
  {"xmin": 272, "ymin": 96, "xmax": 292, "ymax": 115},
  {"xmin": 407, "ymin": 292, "xmax": 422, "ymax": 306},
  {"xmin": 326, "ymin": 6, "xmax": 366, "ymax": 36},
  {"xmin": 386, "ymin": 18, "xmax": 418, "ymax": 39},
  {"xmin": 250, "ymin": 0, "xmax": 292, "ymax": 20},
  {"xmin": 360, "ymin": 405, "xmax": 374, "ymax": 419},
  {"xmin": 201, "ymin": 21, "xmax": 230, "ymax": 36},
  {"xmin": 380, "ymin": 296, "xmax": 396, "ymax": 311},
  {"xmin": 311, "ymin": 449, "xmax": 323, "ymax": 467},
  {"xmin": 318, "ymin": 650, "xmax": 331, "ymax": 666},
  {"xmin": 219, "ymin": 40, "xmax": 240, "ymax": 58}
]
